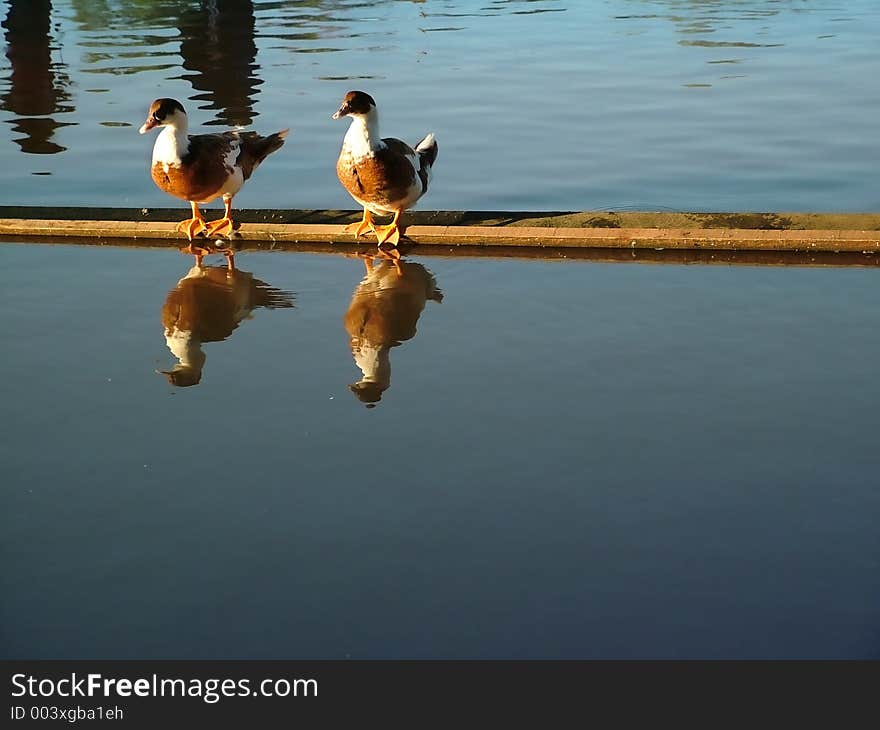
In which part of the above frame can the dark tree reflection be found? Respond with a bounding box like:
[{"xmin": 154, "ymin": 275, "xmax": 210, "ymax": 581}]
[
  {"xmin": 178, "ymin": 0, "xmax": 261, "ymax": 127},
  {"xmin": 1, "ymin": 0, "xmax": 74, "ymax": 154}
]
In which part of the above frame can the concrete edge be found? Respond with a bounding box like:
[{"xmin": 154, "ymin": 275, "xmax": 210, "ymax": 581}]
[
  {"xmin": 7, "ymin": 234, "xmax": 880, "ymax": 268},
  {"xmin": 1, "ymin": 218, "xmax": 880, "ymax": 253}
]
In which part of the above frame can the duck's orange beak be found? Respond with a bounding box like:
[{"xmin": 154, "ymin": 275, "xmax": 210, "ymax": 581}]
[{"xmin": 331, "ymin": 102, "xmax": 350, "ymax": 120}]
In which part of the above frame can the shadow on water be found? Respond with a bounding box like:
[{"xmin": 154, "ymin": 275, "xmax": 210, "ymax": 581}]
[
  {"xmin": 159, "ymin": 262, "xmax": 295, "ymax": 387},
  {"xmin": 1, "ymin": 0, "xmax": 75, "ymax": 154},
  {"xmin": 178, "ymin": 0, "xmax": 261, "ymax": 127},
  {"xmin": 344, "ymin": 254, "xmax": 442, "ymax": 407}
]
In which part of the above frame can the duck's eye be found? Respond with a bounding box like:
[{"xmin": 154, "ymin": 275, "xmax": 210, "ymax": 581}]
[{"xmin": 152, "ymin": 114, "xmax": 161, "ymax": 122}]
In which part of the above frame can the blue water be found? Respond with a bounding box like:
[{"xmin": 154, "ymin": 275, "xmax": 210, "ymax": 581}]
[
  {"xmin": 0, "ymin": 0, "xmax": 878, "ymax": 212},
  {"xmin": 1, "ymin": 242, "xmax": 879, "ymax": 658},
  {"xmin": 2, "ymin": 0, "xmax": 879, "ymax": 661}
]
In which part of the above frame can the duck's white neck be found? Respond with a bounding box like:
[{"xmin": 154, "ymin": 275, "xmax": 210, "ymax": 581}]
[
  {"xmin": 153, "ymin": 121, "xmax": 190, "ymax": 165},
  {"xmin": 165, "ymin": 329, "xmax": 206, "ymax": 371},
  {"xmin": 352, "ymin": 339, "xmax": 391, "ymax": 389},
  {"xmin": 343, "ymin": 111, "xmax": 383, "ymax": 159}
]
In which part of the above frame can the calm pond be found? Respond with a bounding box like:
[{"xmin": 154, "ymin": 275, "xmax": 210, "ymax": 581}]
[
  {"xmin": 1, "ymin": 0, "xmax": 879, "ymax": 659},
  {"xmin": 2, "ymin": 242, "xmax": 879, "ymax": 659}
]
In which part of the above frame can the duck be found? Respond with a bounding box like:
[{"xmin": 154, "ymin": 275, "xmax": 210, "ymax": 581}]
[
  {"xmin": 139, "ymin": 98, "xmax": 288, "ymax": 265},
  {"xmin": 332, "ymin": 91, "xmax": 438, "ymax": 249},
  {"xmin": 159, "ymin": 263, "xmax": 295, "ymax": 387},
  {"xmin": 343, "ymin": 255, "xmax": 442, "ymax": 405}
]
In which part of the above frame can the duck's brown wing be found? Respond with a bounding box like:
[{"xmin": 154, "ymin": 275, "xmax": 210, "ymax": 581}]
[
  {"xmin": 175, "ymin": 129, "xmax": 287, "ymax": 194},
  {"xmin": 153, "ymin": 132, "xmax": 238, "ymax": 201}
]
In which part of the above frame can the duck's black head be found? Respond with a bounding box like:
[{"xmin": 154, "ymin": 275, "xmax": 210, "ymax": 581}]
[
  {"xmin": 332, "ymin": 90, "xmax": 377, "ymax": 120},
  {"xmin": 139, "ymin": 98, "xmax": 187, "ymax": 134}
]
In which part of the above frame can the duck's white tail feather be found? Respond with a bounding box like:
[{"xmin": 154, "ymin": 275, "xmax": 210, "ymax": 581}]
[
  {"xmin": 414, "ymin": 134, "xmax": 437, "ymax": 197},
  {"xmin": 415, "ymin": 133, "xmax": 437, "ymax": 165}
]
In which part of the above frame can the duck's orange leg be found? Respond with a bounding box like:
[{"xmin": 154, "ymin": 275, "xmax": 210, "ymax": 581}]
[
  {"xmin": 375, "ymin": 210, "xmax": 402, "ymax": 246},
  {"xmin": 205, "ymin": 195, "xmax": 236, "ymax": 238},
  {"xmin": 344, "ymin": 207, "xmax": 376, "ymax": 238},
  {"xmin": 176, "ymin": 201, "xmax": 208, "ymax": 241}
]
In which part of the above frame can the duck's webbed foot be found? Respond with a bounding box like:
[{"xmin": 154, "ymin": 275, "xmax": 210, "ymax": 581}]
[
  {"xmin": 344, "ymin": 208, "xmax": 376, "ymax": 238},
  {"xmin": 176, "ymin": 216, "xmax": 208, "ymax": 241},
  {"xmin": 205, "ymin": 196, "xmax": 238, "ymax": 238},
  {"xmin": 374, "ymin": 210, "xmax": 402, "ymax": 246},
  {"xmin": 205, "ymin": 216, "xmax": 236, "ymax": 238},
  {"xmin": 176, "ymin": 201, "xmax": 208, "ymax": 241}
]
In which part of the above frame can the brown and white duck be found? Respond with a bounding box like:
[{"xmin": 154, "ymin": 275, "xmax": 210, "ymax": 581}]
[
  {"xmin": 139, "ymin": 98, "xmax": 288, "ymax": 264},
  {"xmin": 332, "ymin": 91, "xmax": 438, "ymax": 248}
]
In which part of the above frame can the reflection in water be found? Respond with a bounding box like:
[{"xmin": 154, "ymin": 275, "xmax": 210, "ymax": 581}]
[
  {"xmin": 418, "ymin": 0, "xmax": 566, "ymax": 20},
  {"xmin": 1, "ymin": 0, "xmax": 74, "ymax": 154},
  {"xmin": 178, "ymin": 0, "xmax": 260, "ymax": 127},
  {"xmin": 160, "ymin": 264, "xmax": 294, "ymax": 387},
  {"xmin": 614, "ymin": 0, "xmax": 784, "ymax": 49},
  {"xmin": 344, "ymin": 256, "xmax": 442, "ymax": 406},
  {"xmin": 1, "ymin": 0, "xmax": 872, "ymax": 213}
]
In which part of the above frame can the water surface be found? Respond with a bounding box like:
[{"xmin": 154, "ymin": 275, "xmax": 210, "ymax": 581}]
[
  {"xmin": 0, "ymin": 0, "xmax": 878, "ymax": 211},
  {"xmin": 1, "ymin": 242, "xmax": 878, "ymax": 658}
]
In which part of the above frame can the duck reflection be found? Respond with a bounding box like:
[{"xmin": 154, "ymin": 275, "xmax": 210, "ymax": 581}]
[
  {"xmin": 178, "ymin": 0, "xmax": 260, "ymax": 127},
  {"xmin": 344, "ymin": 255, "xmax": 442, "ymax": 406},
  {"xmin": 160, "ymin": 263, "xmax": 294, "ymax": 387},
  {"xmin": 1, "ymin": 0, "xmax": 74, "ymax": 154}
]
